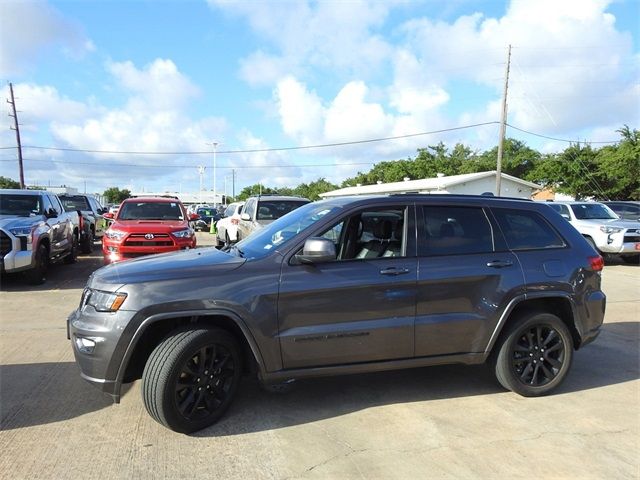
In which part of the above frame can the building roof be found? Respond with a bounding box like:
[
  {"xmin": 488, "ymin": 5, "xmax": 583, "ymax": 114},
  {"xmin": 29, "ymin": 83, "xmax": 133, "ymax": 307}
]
[{"xmin": 319, "ymin": 170, "xmax": 542, "ymax": 198}]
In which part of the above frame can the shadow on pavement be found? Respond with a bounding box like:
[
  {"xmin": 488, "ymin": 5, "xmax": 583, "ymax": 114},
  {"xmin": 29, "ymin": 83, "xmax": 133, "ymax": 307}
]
[
  {"xmin": 0, "ymin": 362, "xmax": 113, "ymax": 431},
  {"xmin": 1, "ymin": 322, "xmax": 637, "ymax": 433}
]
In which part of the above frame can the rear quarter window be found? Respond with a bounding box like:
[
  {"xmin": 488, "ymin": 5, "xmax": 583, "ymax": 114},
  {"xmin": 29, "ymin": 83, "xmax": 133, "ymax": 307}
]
[
  {"xmin": 419, "ymin": 206, "xmax": 494, "ymax": 256},
  {"xmin": 492, "ymin": 208, "xmax": 566, "ymax": 250}
]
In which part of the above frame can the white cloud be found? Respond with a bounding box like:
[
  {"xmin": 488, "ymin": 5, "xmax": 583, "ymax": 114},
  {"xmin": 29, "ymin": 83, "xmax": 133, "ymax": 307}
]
[
  {"xmin": 0, "ymin": 0, "xmax": 93, "ymax": 77},
  {"xmin": 210, "ymin": 0, "xmax": 393, "ymax": 86}
]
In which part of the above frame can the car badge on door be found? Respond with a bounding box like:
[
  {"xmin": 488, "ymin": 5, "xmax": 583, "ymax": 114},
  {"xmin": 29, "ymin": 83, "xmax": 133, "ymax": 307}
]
[{"xmin": 144, "ymin": 233, "xmax": 155, "ymax": 240}]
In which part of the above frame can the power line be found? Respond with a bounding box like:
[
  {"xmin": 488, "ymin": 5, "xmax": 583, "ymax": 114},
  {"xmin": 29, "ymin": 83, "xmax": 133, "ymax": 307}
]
[
  {"xmin": 1, "ymin": 122, "xmax": 500, "ymax": 155},
  {"xmin": 505, "ymin": 123, "xmax": 619, "ymax": 144}
]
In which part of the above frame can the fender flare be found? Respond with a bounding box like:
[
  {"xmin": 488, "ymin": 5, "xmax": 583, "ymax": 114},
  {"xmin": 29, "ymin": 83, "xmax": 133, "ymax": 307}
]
[
  {"xmin": 483, "ymin": 292, "xmax": 578, "ymax": 355},
  {"xmin": 113, "ymin": 307, "xmax": 266, "ymax": 396}
]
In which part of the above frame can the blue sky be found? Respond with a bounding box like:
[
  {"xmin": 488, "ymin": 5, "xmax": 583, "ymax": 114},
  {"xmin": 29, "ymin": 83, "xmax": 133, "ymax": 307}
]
[{"xmin": 1, "ymin": 0, "xmax": 638, "ymax": 196}]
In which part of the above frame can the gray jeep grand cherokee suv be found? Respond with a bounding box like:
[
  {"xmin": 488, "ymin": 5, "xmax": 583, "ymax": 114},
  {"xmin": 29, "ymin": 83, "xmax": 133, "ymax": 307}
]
[{"xmin": 68, "ymin": 195, "xmax": 606, "ymax": 433}]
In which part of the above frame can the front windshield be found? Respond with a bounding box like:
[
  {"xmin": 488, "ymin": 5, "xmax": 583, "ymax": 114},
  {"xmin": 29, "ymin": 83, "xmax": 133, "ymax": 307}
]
[
  {"xmin": 197, "ymin": 208, "xmax": 217, "ymax": 217},
  {"xmin": 60, "ymin": 196, "xmax": 90, "ymax": 211},
  {"xmin": 118, "ymin": 201, "xmax": 184, "ymax": 220},
  {"xmin": 570, "ymin": 203, "xmax": 618, "ymax": 220},
  {"xmin": 234, "ymin": 202, "xmax": 341, "ymax": 259},
  {"xmin": 0, "ymin": 194, "xmax": 43, "ymax": 216}
]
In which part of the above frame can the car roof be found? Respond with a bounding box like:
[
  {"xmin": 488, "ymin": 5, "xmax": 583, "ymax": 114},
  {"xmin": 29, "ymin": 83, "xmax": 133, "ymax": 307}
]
[
  {"xmin": 0, "ymin": 189, "xmax": 48, "ymax": 195},
  {"xmin": 122, "ymin": 196, "xmax": 183, "ymax": 203},
  {"xmin": 251, "ymin": 195, "xmax": 310, "ymax": 202},
  {"xmin": 313, "ymin": 193, "xmax": 535, "ymax": 208}
]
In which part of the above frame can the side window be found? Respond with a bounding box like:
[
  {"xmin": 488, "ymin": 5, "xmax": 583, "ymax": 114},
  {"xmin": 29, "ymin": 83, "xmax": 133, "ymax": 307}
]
[
  {"xmin": 492, "ymin": 208, "xmax": 566, "ymax": 251},
  {"xmin": 42, "ymin": 195, "xmax": 54, "ymax": 214},
  {"xmin": 420, "ymin": 206, "xmax": 494, "ymax": 256},
  {"xmin": 313, "ymin": 206, "xmax": 407, "ymax": 260},
  {"xmin": 548, "ymin": 203, "xmax": 570, "ymax": 218},
  {"xmin": 244, "ymin": 199, "xmax": 256, "ymax": 219}
]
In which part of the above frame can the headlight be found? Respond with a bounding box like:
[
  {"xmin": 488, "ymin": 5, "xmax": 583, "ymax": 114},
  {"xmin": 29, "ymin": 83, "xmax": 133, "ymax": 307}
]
[
  {"xmin": 600, "ymin": 226, "xmax": 623, "ymax": 234},
  {"xmin": 105, "ymin": 229, "xmax": 126, "ymax": 241},
  {"xmin": 86, "ymin": 289, "xmax": 127, "ymax": 312},
  {"xmin": 9, "ymin": 226, "xmax": 35, "ymax": 243},
  {"xmin": 172, "ymin": 228, "xmax": 194, "ymax": 238}
]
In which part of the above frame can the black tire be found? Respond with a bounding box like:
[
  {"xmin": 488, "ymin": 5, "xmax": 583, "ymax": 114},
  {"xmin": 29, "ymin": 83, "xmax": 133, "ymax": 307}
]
[
  {"xmin": 64, "ymin": 234, "xmax": 78, "ymax": 264},
  {"xmin": 494, "ymin": 312, "xmax": 573, "ymax": 397},
  {"xmin": 24, "ymin": 243, "xmax": 48, "ymax": 285},
  {"xmin": 225, "ymin": 232, "xmax": 231, "ymax": 246},
  {"xmin": 80, "ymin": 230, "xmax": 93, "ymax": 254},
  {"xmin": 620, "ymin": 255, "xmax": 639, "ymax": 265},
  {"xmin": 142, "ymin": 327, "xmax": 242, "ymax": 433}
]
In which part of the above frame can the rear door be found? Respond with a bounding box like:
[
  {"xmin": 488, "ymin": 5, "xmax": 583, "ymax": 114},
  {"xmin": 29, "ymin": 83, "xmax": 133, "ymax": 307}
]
[
  {"xmin": 415, "ymin": 203, "xmax": 524, "ymax": 356},
  {"xmin": 278, "ymin": 204, "xmax": 417, "ymax": 369}
]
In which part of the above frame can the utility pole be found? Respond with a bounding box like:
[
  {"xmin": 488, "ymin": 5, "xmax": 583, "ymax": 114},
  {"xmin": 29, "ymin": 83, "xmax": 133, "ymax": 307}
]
[
  {"xmin": 232, "ymin": 169, "xmax": 236, "ymax": 199},
  {"xmin": 206, "ymin": 141, "xmax": 218, "ymax": 204},
  {"xmin": 7, "ymin": 83, "xmax": 25, "ymax": 188},
  {"xmin": 496, "ymin": 44, "xmax": 511, "ymax": 197}
]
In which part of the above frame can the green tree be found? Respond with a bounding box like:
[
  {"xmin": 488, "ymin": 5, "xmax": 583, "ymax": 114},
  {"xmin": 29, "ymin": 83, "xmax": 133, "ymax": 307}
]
[
  {"xmin": 0, "ymin": 176, "xmax": 21, "ymax": 189},
  {"xmin": 595, "ymin": 125, "xmax": 640, "ymax": 200},
  {"xmin": 103, "ymin": 187, "xmax": 131, "ymax": 204},
  {"xmin": 293, "ymin": 178, "xmax": 339, "ymax": 200},
  {"xmin": 236, "ymin": 184, "xmax": 278, "ymax": 201}
]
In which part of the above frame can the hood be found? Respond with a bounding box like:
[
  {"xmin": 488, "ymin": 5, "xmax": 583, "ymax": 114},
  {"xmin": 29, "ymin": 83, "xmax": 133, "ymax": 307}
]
[
  {"xmin": 109, "ymin": 219, "xmax": 190, "ymax": 233},
  {"xmin": 0, "ymin": 215, "xmax": 45, "ymax": 230},
  {"xmin": 90, "ymin": 247, "xmax": 245, "ymax": 288}
]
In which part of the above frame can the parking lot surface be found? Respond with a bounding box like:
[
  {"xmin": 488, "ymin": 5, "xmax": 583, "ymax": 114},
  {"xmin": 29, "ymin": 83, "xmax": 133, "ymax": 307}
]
[{"xmin": 1, "ymin": 233, "xmax": 639, "ymax": 479}]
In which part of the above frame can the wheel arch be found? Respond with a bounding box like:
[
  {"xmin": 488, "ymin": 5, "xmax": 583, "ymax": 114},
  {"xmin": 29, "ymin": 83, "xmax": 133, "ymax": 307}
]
[
  {"xmin": 117, "ymin": 310, "xmax": 265, "ymax": 389},
  {"xmin": 486, "ymin": 294, "xmax": 580, "ymax": 358}
]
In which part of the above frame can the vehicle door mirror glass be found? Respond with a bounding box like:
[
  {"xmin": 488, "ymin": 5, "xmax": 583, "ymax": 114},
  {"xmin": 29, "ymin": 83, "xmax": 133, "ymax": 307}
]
[
  {"xmin": 240, "ymin": 213, "xmax": 251, "ymax": 221},
  {"xmin": 295, "ymin": 238, "xmax": 336, "ymax": 264}
]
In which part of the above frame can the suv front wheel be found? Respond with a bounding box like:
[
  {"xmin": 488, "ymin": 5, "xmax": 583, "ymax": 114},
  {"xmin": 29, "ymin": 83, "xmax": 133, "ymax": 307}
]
[
  {"xmin": 142, "ymin": 327, "xmax": 242, "ymax": 433},
  {"xmin": 494, "ymin": 312, "xmax": 573, "ymax": 396}
]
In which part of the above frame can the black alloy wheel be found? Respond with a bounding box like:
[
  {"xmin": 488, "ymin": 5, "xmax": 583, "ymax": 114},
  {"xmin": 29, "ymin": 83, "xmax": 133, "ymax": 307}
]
[
  {"xmin": 510, "ymin": 324, "xmax": 565, "ymax": 387},
  {"xmin": 64, "ymin": 234, "xmax": 78, "ymax": 264},
  {"xmin": 24, "ymin": 243, "xmax": 48, "ymax": 285},
  {"xmin": 174, "ymin": 344, "xmax": 236, "ymax": 421},
  {"xmin": 142, "ymin": 328, "xmax": 242, "ymax": 433},
  {"xmin": 494, "ymin": 312, "xmax": 573, "ymax": 397}
]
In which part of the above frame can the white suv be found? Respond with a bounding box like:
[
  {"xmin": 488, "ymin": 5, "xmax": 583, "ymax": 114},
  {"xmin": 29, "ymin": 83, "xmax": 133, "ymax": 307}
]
[
  {"xmin": 547, "ymin": 201, "xmax": 640, "ymax": 264},
  {"xmin": 215, "ymin": 202, "xmax": 244, "ymax": 246}
]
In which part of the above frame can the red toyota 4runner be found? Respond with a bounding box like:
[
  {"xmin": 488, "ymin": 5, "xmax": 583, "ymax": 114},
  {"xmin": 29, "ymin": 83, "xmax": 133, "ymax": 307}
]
[{"xmin": 102, "ymin": 196, "xmax": 197, "ymax": 264}]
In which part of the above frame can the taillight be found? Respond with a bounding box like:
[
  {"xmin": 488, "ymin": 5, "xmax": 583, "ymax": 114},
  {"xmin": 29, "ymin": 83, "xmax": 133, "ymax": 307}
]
[
  {"xmin": 231, "ymin": 218, "xmax": 239, "ymax": 225},
  {"xmin": 588, "ymin": 255, "xmax": 604, "ymax": 272},
  {"xmin": 78, "ymin": 212, "xmax": 84, "ymax": 231}
]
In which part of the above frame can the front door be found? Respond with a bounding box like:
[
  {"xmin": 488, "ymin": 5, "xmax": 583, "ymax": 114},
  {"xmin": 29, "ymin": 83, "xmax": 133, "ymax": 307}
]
[{"xmin": 278, "ymin": 205, "xmax": 417, "ymax": 369}]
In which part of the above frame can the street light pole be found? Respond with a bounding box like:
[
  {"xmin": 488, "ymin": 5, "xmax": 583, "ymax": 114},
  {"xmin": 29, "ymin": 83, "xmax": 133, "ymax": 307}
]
[{"xmin": 205, "ymin": 141, "xmax": 219, "ymax": 204}]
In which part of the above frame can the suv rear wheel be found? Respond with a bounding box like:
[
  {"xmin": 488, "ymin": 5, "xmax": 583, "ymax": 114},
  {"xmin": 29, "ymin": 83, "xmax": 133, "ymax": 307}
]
[
  {"xmin": 494, "ymin": 312, "xmax": 573, "ymax": 396},
  {"xmin": 142, "ymin": 327, "xmax": 242, "ymax": 433},
  {"xmin": 80, "ymin": 230, "xmax": 93, "ymax": 254}
]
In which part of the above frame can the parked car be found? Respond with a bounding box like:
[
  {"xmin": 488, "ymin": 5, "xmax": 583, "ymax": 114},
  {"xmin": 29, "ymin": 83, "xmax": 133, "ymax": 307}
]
[
  {"xmin": 215, "ymin": 201, "xmax": 244, "ymax": 245},
  {"xmin": 547, "ymin": 201, "xmax": 640, "ymax": 264},
  {"xmin": 101, "ymin": 196, "xmax": 197, "ymax": 264},
  {"xmin": 59, "ymin": 194, "xmax": 108, "ymax": 253},
  {"xmin": 193, "ymin": 207, "xmax": 221, "ymax": 232},
  {"xmin": 602, "ymin": 201, "xmax": 640, "ymax": 222},
  {"xmin": 69, "ymin": 194, "xmax": 605, "ymax": 433},
  {"xmin": 0, "ymin": 189, "xmax": 78, "ymax": 284},
  {"xmin": 237, "ymin": 195, "xmax": 310, "ymax": 241}
]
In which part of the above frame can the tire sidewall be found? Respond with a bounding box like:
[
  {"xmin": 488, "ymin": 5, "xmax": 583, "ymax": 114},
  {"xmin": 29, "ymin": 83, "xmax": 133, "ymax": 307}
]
[
  {"xmin": 158, "ymin": 329, "xmax": 242, "ymax": 433},
  {"xmin": 496, "ymin": 313, "xmax": 573, "ymax": 397}
]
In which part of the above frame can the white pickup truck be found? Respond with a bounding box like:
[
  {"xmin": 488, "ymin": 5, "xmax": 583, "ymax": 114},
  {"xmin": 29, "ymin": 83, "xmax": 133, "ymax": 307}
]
[{"xmin": 547, "ymin": 201, "xmax": 640, "ymax": 264}]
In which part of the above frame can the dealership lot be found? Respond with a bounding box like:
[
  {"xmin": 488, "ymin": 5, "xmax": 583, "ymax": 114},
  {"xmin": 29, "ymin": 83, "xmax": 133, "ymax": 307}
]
[{"xmin": 1, "ymin": 233, "xmax": 638, "ymax": 479}]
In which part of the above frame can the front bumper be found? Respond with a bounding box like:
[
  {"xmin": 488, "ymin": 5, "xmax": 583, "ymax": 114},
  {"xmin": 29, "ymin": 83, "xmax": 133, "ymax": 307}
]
[
  {"xmin": 0, "ymin": 230, "xmax": 34, "ymax": 273},
  {"xmin": 102, "ymin": 237, "xmax": 196, "ymax": 263},
  {"xmin": 68, "ymin": 307, "xmax": 137, "ymax": 402}
]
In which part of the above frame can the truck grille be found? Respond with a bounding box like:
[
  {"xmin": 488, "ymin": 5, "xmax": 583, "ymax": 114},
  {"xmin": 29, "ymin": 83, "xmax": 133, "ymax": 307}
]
[
  {"xmin": 123, "ymin": 233, "xmax": 174, "ymax": 247},
  {"xmin": 624, "ymin": 235, "xmax": 640, "ymax": 243},
  {"xmin": 0, "ymin": 230, "xmax": 11, "ymax": 256}
]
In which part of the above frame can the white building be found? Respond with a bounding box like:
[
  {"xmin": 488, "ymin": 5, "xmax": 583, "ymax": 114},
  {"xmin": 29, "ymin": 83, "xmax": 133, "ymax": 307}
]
[
  {"xmin": 130, "ymin": 191, "xmax": 224, "ymax": 205},
  {"xmin": 320, "ymin": 171, "xmax": 542, "ymax": 200}
]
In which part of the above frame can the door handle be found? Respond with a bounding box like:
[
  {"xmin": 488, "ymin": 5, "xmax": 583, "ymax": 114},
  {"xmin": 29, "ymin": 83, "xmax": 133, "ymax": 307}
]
[
  {"xmin": 379, "ymin": 267, "xmax": 410, "ymax": 276},
  {"xmin": 486, "ymin": 260, "xmax": 513, "ymax": 268}
]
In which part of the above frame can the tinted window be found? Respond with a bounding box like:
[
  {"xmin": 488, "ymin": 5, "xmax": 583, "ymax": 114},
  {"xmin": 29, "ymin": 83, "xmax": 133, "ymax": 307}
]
[
  {"xmin": 60, "ymin": 196, "xmax": 90, "ymax": 211},
  {"xmin": 244, "ymin": 199, "xmax": 256, "ymax": 219},
  {"xmin": 420, "ymin": 206, "xmax": 494, "ymax": 256},
  {"xmin": 256, "ymin": 200, "xmax": 309, "ymax": 220},
  {"xmin": 0, "ymin": 194, "xmax": 43, "ymax": 215},
  {"xmin": 493, "ymin": 208, "xmax": 565, "ymax": 250},
  {"xmin": 547, "ymin": 203, "xmax": 570, "ymax": 217}
]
